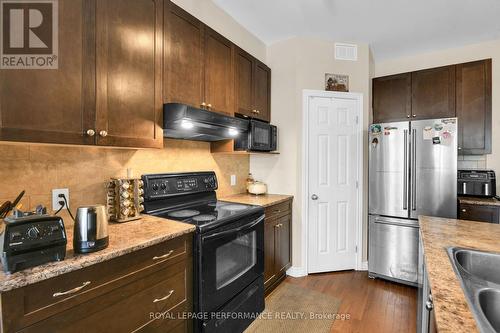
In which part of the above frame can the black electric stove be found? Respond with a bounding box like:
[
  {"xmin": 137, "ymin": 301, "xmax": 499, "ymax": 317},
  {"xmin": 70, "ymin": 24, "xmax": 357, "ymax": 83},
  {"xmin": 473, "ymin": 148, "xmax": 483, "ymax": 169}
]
[{"xmin": 142, "ymin": 172, "xmax": 265, "ymax": 333}]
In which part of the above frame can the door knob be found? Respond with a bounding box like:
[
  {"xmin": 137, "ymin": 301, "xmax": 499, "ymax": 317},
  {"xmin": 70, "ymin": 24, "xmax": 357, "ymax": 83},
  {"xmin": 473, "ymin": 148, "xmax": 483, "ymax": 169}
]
[
  {"xmin": 311, "ymin": 194, "xmax": 319, "ymax": 200},
  {"xmin": 86, "ymin": 129, "xmax": 95, "ymax": 136},
  {"xmin": 99, "ymin": 130, "xmax": 108, "ymax": 137}
]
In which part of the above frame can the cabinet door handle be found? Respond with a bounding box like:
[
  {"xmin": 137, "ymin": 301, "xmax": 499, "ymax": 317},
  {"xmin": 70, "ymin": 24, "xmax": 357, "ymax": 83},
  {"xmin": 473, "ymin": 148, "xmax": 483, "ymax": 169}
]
[
  {"xmin": 201, "ymin": 102, "xmax": 206, "ymax": 108},
  {"xmin": 406, "ymin": 115, "xmax": 410, "ymax": 118},
  {"xmin": 207, "ymin": 103, "xmax": 212, "ymax": 109},
  {"xmin": 53, "ymin": 281, "xmax": 91, "ymax": 297},
  {"xmin": 274, "ymin": 209, "xmax": 281, "ymax": 213},
  {"xmin": 86, "ymin": 129, "xmax": 95, "ymax": 136},
  {"xmin": 412, "ymin": 114, "xmax": 416, "ymax": 117},
  {"xmin": 153, "ymin": 290, "xmax": 174, "ymax": 303},
  {"xmin": 99, "ymin": 130, "xmax": 108, "ymax": 137},
  {"xmin": 256, "ymin": 110, "xmax": 260, "ymax": 114},
  {"xmin": 462, "ymin": 209, "xmax": 467, "ymax": 212},
  {"xmin": 152, "ymin": 249, "xmax": 174, "ymax": 260}
]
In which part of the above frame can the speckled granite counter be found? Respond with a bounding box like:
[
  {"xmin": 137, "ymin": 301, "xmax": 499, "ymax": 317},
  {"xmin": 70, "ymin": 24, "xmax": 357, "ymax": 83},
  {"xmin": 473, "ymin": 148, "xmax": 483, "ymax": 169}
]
[
  {"xmin": 458, "ymin": 196, "xmax": 500, "ymax": 206},
  {"xmin": 220, "ymin": 193, "xmax": 293, "ymax": 207},
  {"xmin": 419, "ymin": 216, "xmax": 500, "ymax": 333},
  {"xmin": 0, "ymin": 215, "xmax": 194, "ymax": 292}
]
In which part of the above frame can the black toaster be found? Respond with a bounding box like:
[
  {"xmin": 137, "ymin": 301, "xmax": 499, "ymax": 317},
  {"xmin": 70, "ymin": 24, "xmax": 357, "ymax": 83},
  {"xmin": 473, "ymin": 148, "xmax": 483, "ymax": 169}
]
[
  {"xmin": 457, "ymin": 169, "xmax": 496, "ymax": 197},
  {"xmin": 0, "ymin": 211, "xmax": 67, "ymax": 273}
]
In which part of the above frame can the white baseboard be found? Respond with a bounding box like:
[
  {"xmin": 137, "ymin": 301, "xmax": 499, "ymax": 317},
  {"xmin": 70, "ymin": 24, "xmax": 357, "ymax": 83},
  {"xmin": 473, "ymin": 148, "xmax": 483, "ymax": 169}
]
[
  {"xmin": 357, "ymin": 261, "xmax": 368, "ymax": 271},
  {"xmin": 286, "ymin": 266, "xmax": 307, "ymax": 277}
]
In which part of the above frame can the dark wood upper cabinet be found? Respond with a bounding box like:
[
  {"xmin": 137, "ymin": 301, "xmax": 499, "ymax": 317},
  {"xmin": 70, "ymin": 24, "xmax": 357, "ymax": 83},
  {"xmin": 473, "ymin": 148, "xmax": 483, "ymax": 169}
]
[
  {"xmin": 254, "ymin": 60, "xmax": 271, "ymax": 122},
  {"xmin": 0, "ymin": 0, "xmax": 94, "ymax": 145},
  {"xmin": 95, "ymin": 0, "xmax": 163, "ymax": 148},
  {"xmin": 411, "ymin": 65, "xmax": 456, "ymax": 120},
  {"xmin": 164, "ymin": 1, "xmax": 204, "ymax": 109},
  {"xmin": 372, "ymin": 73, "xmax": 411, "ymax": 123},
  {"xmin": 203, "ymin": 28, "xmax": 234, "ymax": 115},
  {"xmin": 456, "ymin": 59, "xmax": 492, "ymax": 154}
]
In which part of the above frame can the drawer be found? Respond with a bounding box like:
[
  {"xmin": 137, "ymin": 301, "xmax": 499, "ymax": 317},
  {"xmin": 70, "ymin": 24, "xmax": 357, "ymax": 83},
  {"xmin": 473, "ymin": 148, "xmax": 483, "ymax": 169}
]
[
  {"xmin": 265, "ymin": 200, "xmax": 291, "ymax": 220},
  {"xmin": 459, "ymin": 204, "xmax": 500, "ymax": 223},
  {"xmin": 2, "ymin": 234, "xmax": 192, "ymax": 332},
  {"xmin": 19, "ymin": 260, "xmax": 191, "ymax": 333}
]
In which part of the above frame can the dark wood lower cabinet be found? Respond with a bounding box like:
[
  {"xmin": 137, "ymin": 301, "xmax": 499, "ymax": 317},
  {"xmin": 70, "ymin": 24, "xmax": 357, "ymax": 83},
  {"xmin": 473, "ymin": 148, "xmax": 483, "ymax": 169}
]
[
  {"xmin": 264, "ymin": 199, "xmax": 292, "ymax": 295},
  {"xmin": 1, "ymin": 234, "xmax": 193, "ymax": 333},
  {"xmin": 459, "ymin": 203, "xmax": 500, "ymax": 224}
]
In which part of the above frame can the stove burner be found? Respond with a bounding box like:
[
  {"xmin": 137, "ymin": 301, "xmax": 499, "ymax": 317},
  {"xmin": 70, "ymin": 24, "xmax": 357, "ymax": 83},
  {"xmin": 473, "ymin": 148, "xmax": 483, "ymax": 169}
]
[
  {"xmin": 192, "ymin": 214, "xmax": 217, "ymax": 222},
  {"xmin": 223, "ymin": 204, "xmax": 248, "ymax": 211},
  {"xmin": 168, "ymin": 209, "xmax": 200, "ymax": 218}
]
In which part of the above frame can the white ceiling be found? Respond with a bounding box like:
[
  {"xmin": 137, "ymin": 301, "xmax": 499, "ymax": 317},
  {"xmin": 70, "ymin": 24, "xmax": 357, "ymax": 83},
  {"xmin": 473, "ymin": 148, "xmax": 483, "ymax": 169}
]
[{"xmin": 212, "ymin": 0, "xmax": 500, "ymax": 61}]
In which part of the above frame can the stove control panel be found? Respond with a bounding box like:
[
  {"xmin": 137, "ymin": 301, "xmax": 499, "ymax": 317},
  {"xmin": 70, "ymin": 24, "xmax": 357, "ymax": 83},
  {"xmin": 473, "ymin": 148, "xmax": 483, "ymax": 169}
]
[{"xmin": 142, "ymin": 172, "xmax": 218, "ymax": 200}]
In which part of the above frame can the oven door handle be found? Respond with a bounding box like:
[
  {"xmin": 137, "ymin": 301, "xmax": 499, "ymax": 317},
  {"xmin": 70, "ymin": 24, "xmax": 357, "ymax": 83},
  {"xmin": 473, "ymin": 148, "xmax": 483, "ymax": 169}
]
[{"xmin": 203, "ymin": 215, "xmax": 265, "ymax": 241}]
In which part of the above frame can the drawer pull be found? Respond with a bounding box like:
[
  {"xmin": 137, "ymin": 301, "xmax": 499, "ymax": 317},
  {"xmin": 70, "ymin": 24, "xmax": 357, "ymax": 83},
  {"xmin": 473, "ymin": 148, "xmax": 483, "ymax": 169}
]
[
  {"xmin": 153, "ymin": 290, "xmax": 174, "ymax": 303},
  {"xmin": 53, "ymin": 281, "xmax": 91, "ymax": 297},
  {"xmin": 462, "ymin": 209, "xmax": 467, "ymax": 212},
  {"xmin": 274, "ymin": 210, "xmax": 281, "ymax": 213},
  {"xmin": 152, "ymin": 250, "xmax": 174, "ymax": 261}
]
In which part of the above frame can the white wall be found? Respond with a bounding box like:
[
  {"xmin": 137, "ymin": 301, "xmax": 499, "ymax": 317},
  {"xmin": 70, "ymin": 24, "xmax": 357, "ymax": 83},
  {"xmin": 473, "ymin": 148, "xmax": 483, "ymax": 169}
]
[
  {"xmin": 172, "ymin": 0, "xmax": 266, "ymax": 62},
  {"xmin": 375, "ymin": 38, "xmax": 500, "ymax": 193},
  {"xmin": 250, "ymin": 38, "xmax": 371, "ymax": 269}
]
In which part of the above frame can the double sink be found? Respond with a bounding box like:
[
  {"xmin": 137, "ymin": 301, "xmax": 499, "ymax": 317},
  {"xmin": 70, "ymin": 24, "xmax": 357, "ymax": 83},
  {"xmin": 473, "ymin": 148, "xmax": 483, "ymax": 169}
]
[{"xmin": 448, "ymin": 247, "xmax": 500, "ymax": 332}]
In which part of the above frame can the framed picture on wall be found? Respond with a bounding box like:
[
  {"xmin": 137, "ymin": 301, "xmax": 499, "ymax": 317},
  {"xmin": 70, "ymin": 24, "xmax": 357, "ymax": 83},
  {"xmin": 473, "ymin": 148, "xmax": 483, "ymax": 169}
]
[{"xmin": 325, "ymin": 73, "xmax": 349, "ymax": 92}]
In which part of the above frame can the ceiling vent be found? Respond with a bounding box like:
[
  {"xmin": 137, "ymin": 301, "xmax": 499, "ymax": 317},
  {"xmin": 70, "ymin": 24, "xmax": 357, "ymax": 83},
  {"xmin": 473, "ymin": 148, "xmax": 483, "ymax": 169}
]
[{"xmin": 335, "ymin": 43, "xmax": 358, "ymax": 61}]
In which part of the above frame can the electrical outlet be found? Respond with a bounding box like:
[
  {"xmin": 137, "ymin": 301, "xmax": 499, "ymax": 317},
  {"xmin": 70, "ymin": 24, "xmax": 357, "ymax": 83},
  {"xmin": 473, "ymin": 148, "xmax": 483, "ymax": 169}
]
[
  {"xmin": 230, "ymin": 175, "xmax": 236, "ymax": 186},
  {"xmin": 52, "ymin": 188, "xmax": 69, "ymax": 211}
]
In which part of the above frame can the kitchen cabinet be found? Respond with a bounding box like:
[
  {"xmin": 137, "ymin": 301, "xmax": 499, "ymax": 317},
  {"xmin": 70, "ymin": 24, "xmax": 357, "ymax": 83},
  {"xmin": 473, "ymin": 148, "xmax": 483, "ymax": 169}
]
[
  {"xmin": 456, "ymin": 59, "xmax": 492, "ymax": 154},
  {"xmin": 263, "ymin": 199, "xmax": 292, "ymax": 295},
  {"xmin": 411, "ymin": 65, "xmax": 456, "ymax": 120},
  {"xmin": 1, "ymin": 234, "xmax": 193, "ymax": 333},
  {"xmin": 235, "ymin": 47, "xmax": 271, "ymax": 122},
  {"xmin": 372, "ymin": 73, "xmax": 412, "ymax": 123},
  {"xmin": 95, "ymin": 0, "xmax": 163, "ymax": 148},
  {"xmin": 458, "ymin": 202, "xmax": 500, "ymax": 224},
  {"xmin": 0, "ymin": 0, "xmax": 162, "ymax": 149},
  {"xmin": 164, "ymin": 2, "xmax": 235, "ymax": 115}
]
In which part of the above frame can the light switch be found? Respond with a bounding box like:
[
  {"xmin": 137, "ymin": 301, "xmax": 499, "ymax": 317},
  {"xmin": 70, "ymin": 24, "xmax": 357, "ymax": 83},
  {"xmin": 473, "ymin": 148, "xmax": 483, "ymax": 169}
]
[{"xmin": 230, "ymin": 175, "xmax": 236, "ymax": 186}]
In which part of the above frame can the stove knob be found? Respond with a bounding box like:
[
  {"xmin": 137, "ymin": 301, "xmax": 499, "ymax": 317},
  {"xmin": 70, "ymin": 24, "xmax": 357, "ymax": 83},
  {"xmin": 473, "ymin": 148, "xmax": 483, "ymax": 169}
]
[
  {"xmin": 160, "ymin": 183, "xmax": 167, "ymax": 190},
  {"xmin": 27, "ymin": 226, "xmax": 40, "ymax": 239},
  {"xmin": 152, "ymin": 184, "xmax": 159, "ymax": 191}
]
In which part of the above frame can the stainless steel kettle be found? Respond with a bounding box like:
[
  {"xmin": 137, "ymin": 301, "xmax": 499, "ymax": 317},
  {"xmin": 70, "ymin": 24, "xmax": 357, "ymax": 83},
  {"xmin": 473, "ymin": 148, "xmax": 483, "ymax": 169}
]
[{"xmin": 73, "ymin": 205, "xmax": 109, "ymax": 254}]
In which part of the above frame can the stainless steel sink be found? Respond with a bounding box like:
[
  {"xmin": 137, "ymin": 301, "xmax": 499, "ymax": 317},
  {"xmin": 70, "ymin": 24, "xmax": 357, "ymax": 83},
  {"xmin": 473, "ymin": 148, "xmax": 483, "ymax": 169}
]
[{"xmin": 447, "ymin": 247, "xmax": 500, "ymax": 333}]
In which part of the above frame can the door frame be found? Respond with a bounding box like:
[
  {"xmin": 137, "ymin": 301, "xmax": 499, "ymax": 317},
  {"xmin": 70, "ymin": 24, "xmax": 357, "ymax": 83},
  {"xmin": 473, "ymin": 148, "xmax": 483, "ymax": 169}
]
[{"xmin": 301, "ymin": 89, "xmax": 364, "ymax": 274}]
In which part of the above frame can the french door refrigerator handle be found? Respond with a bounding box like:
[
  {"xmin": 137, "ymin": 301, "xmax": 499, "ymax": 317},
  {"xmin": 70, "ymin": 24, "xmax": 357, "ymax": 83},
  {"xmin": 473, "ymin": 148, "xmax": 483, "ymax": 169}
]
[
  {"xmin": 403, "ymin": 129, "xmax": 408, "ymax": 210},
  {"xmin": 411, "ymin": 129, "xmax": 417, "ymax": 211}
]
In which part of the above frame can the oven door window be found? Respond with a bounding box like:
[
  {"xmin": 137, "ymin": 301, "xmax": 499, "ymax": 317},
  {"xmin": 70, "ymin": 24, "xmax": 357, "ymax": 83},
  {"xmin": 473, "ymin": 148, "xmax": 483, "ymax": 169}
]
[{"xmin": 216, "ymin": 231, "xmax": 256, "ymax": 289}]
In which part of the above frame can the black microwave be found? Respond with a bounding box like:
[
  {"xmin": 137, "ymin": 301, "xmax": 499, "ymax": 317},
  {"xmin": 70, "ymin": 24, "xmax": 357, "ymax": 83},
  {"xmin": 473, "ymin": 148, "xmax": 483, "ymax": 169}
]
[{"xmin": 235, "ymin": 119, "xmax": 277, "ymax": 152}]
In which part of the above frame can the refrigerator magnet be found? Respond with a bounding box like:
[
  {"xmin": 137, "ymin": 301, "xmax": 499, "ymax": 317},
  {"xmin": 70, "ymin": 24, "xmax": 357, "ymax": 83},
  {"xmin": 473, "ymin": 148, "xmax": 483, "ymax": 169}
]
[
  {"xmin": 371, "ymin": 137, "xmax": 379, "ymax": 147},
  {"xmin": 423, "ymin": 126, "xmax": 433, "ymax": 140},
  {"xmin": 434, "ymin": 123, "xmax": 444, "ymax": 131},
  {"xmin": 370, "ymin": 124, "xmax": 382, "ymax": 135},
  {"xmin": 442, "ymin": 130, "xmax": 452, "ymax": 140},
  {"xmin": 432, "ymin": 136, "xmax": 441, "ymax": 145}
]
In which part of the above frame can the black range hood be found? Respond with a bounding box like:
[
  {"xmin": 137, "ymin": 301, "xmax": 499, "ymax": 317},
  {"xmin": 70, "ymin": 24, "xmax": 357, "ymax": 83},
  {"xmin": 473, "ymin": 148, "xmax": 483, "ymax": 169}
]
[{"xmin": 163, "ymin": 103, "xmax": 249, "ymax": 142}]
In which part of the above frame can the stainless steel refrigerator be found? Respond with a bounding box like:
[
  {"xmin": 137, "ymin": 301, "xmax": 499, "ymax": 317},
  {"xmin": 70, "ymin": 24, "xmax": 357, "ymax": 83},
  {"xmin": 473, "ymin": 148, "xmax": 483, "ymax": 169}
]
[{"xmin": 368, "ymin": 118, "xmax": 457, "ymax": 286}]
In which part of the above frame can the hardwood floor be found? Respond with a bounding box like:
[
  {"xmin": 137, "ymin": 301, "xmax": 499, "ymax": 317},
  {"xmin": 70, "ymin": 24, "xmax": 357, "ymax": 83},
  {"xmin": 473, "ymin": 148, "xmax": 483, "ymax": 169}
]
[{"xmin": 284, "ymin": 270, "xmax": 418, "ymax": 333}]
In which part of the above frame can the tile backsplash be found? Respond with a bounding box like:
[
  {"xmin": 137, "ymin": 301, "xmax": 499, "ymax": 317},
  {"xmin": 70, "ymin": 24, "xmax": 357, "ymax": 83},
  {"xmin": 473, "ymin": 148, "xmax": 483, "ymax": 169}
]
[
  {"xmin": 0, "ymin": 139, "xmax": 248, "ymax": 218},
  {"xmin": 457, "ymin": 154, "xmax": 487, "ymax": 170}
]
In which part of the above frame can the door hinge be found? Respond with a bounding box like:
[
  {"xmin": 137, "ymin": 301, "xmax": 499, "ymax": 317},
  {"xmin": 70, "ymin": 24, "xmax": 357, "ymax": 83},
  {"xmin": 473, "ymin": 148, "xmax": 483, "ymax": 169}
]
[
  {"xmin": 356, "ymin": 181, "xmax": 359, "ymax": 189},
  {"xmin": 355, "ymin": 116, "xmax": 359, "ymax": 124},
  {"xmin": 355, "ymin": 245, "xmax": 358, "ymax": 253}
]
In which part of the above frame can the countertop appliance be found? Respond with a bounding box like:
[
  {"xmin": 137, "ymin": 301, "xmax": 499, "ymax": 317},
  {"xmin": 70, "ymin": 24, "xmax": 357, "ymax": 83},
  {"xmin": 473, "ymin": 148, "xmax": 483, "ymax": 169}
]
[
  {"xmin": 457, "ymin": 169, "xmax": 496, "ymax": 197},
  {"xmin": 234, "ymin": 119, "xmax": 277, "ymax": 152},
  {"xmin": 142, "ymin": 172, "xmax": 265, "ymax": 333},
  {"xmin": 73, "ymin": 205, "xmax": 109, "ymax": 254},
  {"xmin": 369, "ymin": 118, "xmax": 457, "ymax": 286},
  {"xmin": 163, "ymin": 103, "xmax": 249, "ymax": 142},
  {"xmin": 0, "ymin": 208, "xmax": 66, "ymax": 273}
]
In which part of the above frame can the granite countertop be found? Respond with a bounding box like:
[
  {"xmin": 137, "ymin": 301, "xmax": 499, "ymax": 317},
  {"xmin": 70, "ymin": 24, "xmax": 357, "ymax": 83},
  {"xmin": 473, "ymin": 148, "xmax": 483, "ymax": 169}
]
[
  {"xmin": 419, "ymin": 216, "xmax": 500, "ymax": 333},
  {"xmin": 220, "ymin": 193, "xmax": 293, "ymax": 207},
  {"xmin": 458, "ymin": 196, "xmax": 500, "ymax": 206},
  {"xmin": 0, "ymin": 215, "xmax": 195, "ymax": 293}
]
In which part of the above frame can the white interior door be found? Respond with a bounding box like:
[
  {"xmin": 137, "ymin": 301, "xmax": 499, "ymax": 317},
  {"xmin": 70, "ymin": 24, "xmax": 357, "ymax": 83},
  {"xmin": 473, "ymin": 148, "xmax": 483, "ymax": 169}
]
[{"xmin": 307, "ymin": 95, "xmax": 359, "ymax": 273}]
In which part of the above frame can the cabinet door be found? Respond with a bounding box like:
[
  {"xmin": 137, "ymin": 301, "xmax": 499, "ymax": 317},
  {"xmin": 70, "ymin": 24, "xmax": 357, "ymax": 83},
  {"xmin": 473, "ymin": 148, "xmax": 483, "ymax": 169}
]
[
  {"xmin": 264, "ymin": 218, "xmax": 277, "ymax": 289},
  {"xmin": 235, "ymin": 47, "xmax": 254, "ymax": 118},
  {"xmin": 456, "ymin": 59, "xmax": 492, "ymax": 154},
  {"xmin": 459, "ymin": 203, "xmax": 499, "ymax": 223},
  {"xmin": 0, "ymin": 0, "xmax": 94, "ymax": 145},
  {"xmin": 411, "ymin": 66, "xmax": 456, "ymax": 120},
  {"xmin": 95, "ymin": 0, "xmax": 162, "ymax": 148},
  {"xmin": 164, "ymin": 1, "xmax": 204, "ymax": 109},
  {"xmin": 203, "ymin": 27, "xmax": 234, "ymax": 115},
  {"xmin": 275, "ymin": 214, "xmax": 292, "ymax": 275},
  {"xmin": 254, "ymin": 60, "xmax": 271, "ymax": 122},
  {"xmin": 372, "ymin": 73, "xmax": 411, "ymax": 123}
]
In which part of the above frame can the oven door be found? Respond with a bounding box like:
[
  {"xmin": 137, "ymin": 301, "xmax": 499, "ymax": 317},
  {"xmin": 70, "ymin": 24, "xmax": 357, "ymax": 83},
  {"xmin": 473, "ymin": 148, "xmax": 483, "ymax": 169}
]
[
  {"xmin": 199, "ymin": 213, "xmax": 264, "ymax": 313},
  {"xmin": 249, "ymin": 121, "xmax": 272, "ymax": 151}
]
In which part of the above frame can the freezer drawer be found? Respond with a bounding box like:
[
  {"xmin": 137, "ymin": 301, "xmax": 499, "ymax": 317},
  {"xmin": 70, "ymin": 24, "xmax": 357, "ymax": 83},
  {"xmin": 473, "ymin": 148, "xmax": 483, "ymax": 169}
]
[{"xmin": 368, "ymin": 215, "xmax": 419, "ymax": 285}]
